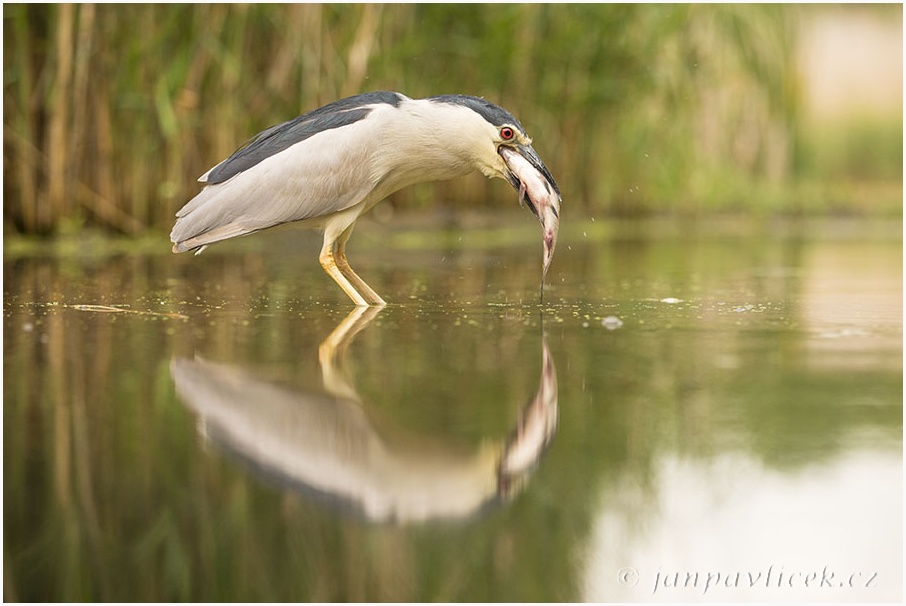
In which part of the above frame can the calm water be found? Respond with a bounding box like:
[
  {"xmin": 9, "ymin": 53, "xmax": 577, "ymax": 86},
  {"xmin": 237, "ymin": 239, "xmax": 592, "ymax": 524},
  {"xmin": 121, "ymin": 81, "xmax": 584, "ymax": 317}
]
[{"xmin": 3, "ymin": 216, "xmax": 902, "ymax": 602}]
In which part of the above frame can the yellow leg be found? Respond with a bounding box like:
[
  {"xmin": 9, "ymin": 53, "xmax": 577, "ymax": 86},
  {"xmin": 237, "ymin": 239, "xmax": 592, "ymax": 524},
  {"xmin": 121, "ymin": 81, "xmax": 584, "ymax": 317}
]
[
  {"xmin": 333, "ymin": 227, "xmax": 387, "ymax": 306},
  {"xmin": 319, "ymin": 223, "xmax": 386, "ymax": 307}
]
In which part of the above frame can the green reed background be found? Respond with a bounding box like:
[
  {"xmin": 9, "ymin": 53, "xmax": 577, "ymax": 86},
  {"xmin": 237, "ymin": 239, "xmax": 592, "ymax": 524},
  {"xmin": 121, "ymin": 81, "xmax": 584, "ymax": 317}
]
[{"xmin": 3, "ymin": 4, "xmax": 902, "ymax": 237}]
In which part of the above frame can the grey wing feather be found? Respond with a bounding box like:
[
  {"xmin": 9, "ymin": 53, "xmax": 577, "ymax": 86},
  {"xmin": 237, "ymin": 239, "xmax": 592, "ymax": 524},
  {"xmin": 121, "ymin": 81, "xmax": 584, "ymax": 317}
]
[
  {"xmin": 171, "ymin": 117, "xmax": 383, "ymax": 252},
  {"xmin": 204, "ymin": 109, "xmax": 370, "ymax": 184},
  {"xmin": 203, "ymin": 91, "xmax": 405, "ymax": 185},
  {"xmin": 172, "ymin": 92, "xmax": 407, "ymax": 253}
]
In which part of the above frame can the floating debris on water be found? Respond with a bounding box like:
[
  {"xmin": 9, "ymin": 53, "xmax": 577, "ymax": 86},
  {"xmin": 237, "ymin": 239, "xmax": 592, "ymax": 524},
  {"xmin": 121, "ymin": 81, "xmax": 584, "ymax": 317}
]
[
  {"xmin": 660, "ymin": 297, "xmax": 684, "ymax": 304},
  {"xmin": 818, "ymin": 328, "xmax": 871, "ymax": 339},
  {"xmin": 64, "ymin": 304, "xmax": 188, "ymax": 320},
  {"xmin": 601, "ymin": 315, "xmax": 624, "ymax": 330}
]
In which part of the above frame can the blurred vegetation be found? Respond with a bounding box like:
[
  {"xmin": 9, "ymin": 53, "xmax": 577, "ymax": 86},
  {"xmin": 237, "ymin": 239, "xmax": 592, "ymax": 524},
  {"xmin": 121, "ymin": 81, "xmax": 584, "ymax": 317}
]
[{"xmin": 3, "ymin": 4, "xmax": 902, "ymax": 238}]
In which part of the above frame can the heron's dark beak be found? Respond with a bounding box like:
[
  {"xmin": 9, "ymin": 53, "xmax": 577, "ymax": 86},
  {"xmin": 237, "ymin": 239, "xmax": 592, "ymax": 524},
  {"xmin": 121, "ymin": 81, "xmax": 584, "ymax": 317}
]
[{"xmin": 499, "ymin": 144, "xmax": 561, "ymax": 295}]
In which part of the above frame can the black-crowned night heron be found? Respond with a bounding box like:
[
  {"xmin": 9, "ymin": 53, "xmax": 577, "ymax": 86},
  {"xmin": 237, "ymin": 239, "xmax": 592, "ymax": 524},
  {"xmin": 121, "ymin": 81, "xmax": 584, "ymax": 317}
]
[{"xmin": 170, "ymin": 91, "xmax": 561, "ymax": 306}]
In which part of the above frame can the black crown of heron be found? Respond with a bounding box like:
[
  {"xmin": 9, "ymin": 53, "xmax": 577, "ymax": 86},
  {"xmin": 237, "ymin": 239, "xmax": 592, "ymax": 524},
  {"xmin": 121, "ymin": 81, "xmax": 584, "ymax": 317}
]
[{"xmin": 171, "ymin": 92, "xmax": 561, "ymax": 306}]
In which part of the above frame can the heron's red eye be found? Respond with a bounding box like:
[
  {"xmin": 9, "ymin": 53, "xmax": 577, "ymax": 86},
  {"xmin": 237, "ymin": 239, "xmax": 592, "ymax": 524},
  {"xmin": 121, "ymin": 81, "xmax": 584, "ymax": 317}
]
[{"xmin": 500, "ymin": 127, "xmax": 515, "ymax": 141}]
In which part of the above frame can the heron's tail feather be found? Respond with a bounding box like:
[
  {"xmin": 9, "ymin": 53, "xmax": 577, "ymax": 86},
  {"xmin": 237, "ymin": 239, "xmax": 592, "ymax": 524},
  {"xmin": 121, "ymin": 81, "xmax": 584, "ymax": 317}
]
[
  {"xmin": 171, "ymin": 222, "xmax": 255, "ymax": 254},
  {"xmin": 170, "ymin": 182, "xmax": 264, "ymax": 253}
]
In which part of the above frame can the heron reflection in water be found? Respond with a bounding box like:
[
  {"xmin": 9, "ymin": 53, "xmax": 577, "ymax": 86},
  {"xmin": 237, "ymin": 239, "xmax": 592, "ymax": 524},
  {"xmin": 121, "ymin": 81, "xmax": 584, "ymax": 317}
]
[{"xmin": 170, "ymin": 308, "xmax": 558, "ymax": 523}]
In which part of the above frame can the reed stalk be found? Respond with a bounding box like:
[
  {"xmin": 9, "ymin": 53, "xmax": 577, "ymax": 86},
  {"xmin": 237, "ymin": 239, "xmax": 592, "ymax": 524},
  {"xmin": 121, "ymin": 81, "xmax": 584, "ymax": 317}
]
[{"xmin": 2, "ymin": 5, "xmax": 896, "ymax": 238}]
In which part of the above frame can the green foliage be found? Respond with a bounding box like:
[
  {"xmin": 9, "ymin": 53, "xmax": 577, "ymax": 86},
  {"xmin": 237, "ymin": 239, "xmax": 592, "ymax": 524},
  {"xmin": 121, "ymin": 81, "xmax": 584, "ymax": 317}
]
[
  {"xmin": 2, "ymin": 5, "xmax": 899, "ymax": 237},
  {"xmin": 800, "ymin": 116, "xmax": 904, "ymax": 182}
]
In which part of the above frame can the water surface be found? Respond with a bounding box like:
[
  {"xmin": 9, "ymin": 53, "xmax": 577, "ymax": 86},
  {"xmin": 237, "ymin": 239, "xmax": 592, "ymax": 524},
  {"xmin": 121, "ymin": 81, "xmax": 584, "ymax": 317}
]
[{"xmin": 4, "ymin": 217, "xmax": 902, "ymax": 601}]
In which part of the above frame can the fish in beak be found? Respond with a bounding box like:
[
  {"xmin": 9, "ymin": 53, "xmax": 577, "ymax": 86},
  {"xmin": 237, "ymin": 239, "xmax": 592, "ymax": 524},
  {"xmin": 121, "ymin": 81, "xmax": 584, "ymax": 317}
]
[{"xmin": 499, "ymin": 144, "xmax": 561, "ymax": 300}]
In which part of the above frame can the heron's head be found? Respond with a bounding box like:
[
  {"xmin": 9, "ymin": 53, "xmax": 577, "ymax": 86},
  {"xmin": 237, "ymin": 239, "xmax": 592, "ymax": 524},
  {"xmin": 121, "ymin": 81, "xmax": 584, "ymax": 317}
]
[{"xmin": 429, "ymin": 95, "xmax": 562, "ymax": 284}]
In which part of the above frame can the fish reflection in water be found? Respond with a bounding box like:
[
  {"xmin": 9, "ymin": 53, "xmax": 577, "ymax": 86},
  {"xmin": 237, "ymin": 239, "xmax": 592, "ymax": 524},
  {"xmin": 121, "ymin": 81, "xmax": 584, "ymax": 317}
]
[{"xmin": 170, "ymin": 308, "xmax": 557, "ymax": 523}]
